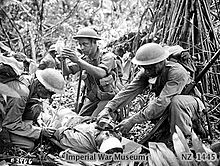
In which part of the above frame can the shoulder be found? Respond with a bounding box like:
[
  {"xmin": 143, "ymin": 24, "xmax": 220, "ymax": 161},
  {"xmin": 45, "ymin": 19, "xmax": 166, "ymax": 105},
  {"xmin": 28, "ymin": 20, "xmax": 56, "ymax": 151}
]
[
  {"xmin": 101, "ymin": 51, "xmax": 115, "ymax": 60},
  {"xmin": 7, "ymin": 96, "xmax": 28, "ymax": 107},
  {"xmin": 166, "ymin": 61, "xmax": 189, "ymax": 79},
  {"xmin": 166, "ymin": 60, "xmax": 187, "ymax": 72}
]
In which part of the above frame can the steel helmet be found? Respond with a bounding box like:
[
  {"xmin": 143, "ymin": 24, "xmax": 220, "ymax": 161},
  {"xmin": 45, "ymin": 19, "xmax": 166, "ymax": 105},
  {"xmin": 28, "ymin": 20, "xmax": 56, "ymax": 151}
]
[
  {"xmin": 73, "ymin": 27, "xmax": 102, "ymax": 40},
  {"xmin": 132, "ymin": 43, "xmax": 169, "ymax": 66},
  {"xmin": 36, "ymin": 68, "xmax": 65, "ymax": 94},
  {"xmin": 99, "ymin": 137, "xmax": 123, "ymax": 153}
]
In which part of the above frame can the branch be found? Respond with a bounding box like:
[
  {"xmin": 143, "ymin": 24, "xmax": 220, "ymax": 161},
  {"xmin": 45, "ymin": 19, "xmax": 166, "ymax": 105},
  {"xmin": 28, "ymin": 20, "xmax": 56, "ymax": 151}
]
[
  {"xmin": 39, "ymin": 0, "xmax": 45, "ymax": 33},
  {"xmin": 131, "ymin": 7, "xmax": 152, "ymax": 54},
  {"xmin": 93, "ymin": 0, "xmax": 103, "ymax": 15},
  {"xmin": 43, "ymin": 0, "xmax": 80, "ymax": 35},
  {"xmin": 138, "ymin": 7, "xmax": 151, "ymax": 32},
  {"xmin": 28, "ymin": 26, "xmax": 37, "ymax": 61},
  {"xmin": 0, "ymin": 19, "xmax": 12, "ymax": 49},
  {"xmin": 0, "ymin": 8, "xmax": 26, "ymax": 54},
  {"xmin": 214, "ymin": 0, "xmax": 220, "ymax": 20},
  {"xmin": 5, "ymin": 0, "xmax": 37, "ymax": 22}
]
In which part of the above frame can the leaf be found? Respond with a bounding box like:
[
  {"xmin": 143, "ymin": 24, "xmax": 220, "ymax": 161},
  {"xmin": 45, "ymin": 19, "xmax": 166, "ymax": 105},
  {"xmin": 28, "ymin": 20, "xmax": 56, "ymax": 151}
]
[
  {"xmin": 175, "ymin": 126, "xmax": 198, "ymax": 166},
  {"xmin": 191, "ymin": 131, "xmax": 218, "ymax": 166},
  {"xmin": 148, "ymin": 154, "xmax": 156, "ymax": 166},
  {"xmin": 149, "ymin": 142, "xmax": 169, "ymax": 166},
  {"xmin": 0, "ymin": 42, "xmax": 12, "ymax": 53},
  {"xmin": 0, "ymin": 82, "xmax": 20, "ymax": 98},
  {"xmin": 155, "ymin": 147, "xmax": 169, "ymax": 166},
  {"xmin": 173, "ymin": 132, "xmax": 186, "ymax": 157},
  {"xmin": 172, "ymin": 132, "xmax": 195, "ymax": 166},
  {"xmin": 156, "ymin": 142, "xmax": 180, "ymax": 166},
  {"xmin": 149, "ymin": 142, "xmax": 163, "ymax": 166},
  {"xmin": 175, "ymin": 125, "xmax": 191, "ymax": 152}
]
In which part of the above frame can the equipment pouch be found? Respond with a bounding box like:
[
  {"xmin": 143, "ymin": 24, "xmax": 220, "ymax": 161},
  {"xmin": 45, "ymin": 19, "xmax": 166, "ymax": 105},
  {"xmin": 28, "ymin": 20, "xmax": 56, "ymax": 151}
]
[{"xmin": 96, "ymin": 86, "xmax": 115, "ymax": 101}]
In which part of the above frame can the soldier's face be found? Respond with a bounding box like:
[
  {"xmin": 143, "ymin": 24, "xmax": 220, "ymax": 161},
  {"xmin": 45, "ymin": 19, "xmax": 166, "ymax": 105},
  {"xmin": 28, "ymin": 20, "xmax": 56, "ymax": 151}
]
[
  {"xmin": 37, "ymin": 83, "xmax": 55, "ymax": 99},
  {"xmin": 77, "ymin": 38, "xmax": 96, "ymax": 56},
  {"xmin": 142, "ymin": 61, "xmax": 165, "ymax": 78}
]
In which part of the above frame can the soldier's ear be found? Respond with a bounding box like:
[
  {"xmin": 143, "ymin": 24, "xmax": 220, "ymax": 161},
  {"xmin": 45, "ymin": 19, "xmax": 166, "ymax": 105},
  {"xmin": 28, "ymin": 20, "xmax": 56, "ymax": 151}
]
[{"xmin": 91, "ymin": 39, "xmax": 97, "ymax": 44}]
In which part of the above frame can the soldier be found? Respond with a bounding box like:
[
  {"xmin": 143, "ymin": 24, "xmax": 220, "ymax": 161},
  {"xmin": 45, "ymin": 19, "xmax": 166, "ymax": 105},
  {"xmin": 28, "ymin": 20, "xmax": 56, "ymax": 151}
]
[
  {"xmin": 98, "ymin": 43, "xmax": 206, "ymax": 138},
  {"xmin": 2, "ymin": 68, "xmax": 65, "ymax": 151},
  {"xmin": 38, "ymin": 44, "xmax": 59, "ymax": 70},
  {"xmin": 61, "ymin": 27, "xmax": 120, "ymax": 117}
]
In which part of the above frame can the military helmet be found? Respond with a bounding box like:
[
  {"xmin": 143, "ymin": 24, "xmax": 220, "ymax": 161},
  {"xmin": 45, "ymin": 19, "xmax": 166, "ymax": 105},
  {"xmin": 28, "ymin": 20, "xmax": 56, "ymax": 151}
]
[
  {"xmin": 36, "ymin": 68, "xmax": 65, "ymax": 94},
  {"xmin": 73, "ymin": 27, "xmax": 102, "ymax": 40},
  {"xmin": 132, "ymin": 43, "xmax": 169, "ymax": 66}
]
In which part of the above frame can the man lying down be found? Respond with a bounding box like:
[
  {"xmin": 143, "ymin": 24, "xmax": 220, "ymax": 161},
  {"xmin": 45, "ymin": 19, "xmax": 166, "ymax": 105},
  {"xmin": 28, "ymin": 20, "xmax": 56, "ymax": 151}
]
[{"xmin": 38, "ymin": 107, "xmax": 124, "ymax": 154}]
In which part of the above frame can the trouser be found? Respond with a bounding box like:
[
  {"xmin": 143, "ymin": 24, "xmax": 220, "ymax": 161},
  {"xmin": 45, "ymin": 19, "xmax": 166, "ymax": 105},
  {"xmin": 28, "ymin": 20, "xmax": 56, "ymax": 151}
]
[
  {"xmin": 79, "ymin": 98, "xmax": 109, "ymax": 118},
  {"xmin": 9, "ymin": 132, "xmax": 35, "ymax": 151},
  {"xmin": 169, "ymin": 95, "xmax": 204, "ymax": 136}
]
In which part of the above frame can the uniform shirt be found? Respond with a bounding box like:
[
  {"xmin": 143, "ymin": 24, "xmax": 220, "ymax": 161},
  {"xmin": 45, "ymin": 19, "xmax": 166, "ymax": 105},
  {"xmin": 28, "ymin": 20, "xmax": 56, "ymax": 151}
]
[
  {"xmin": 68, "ymin": 48, "xmax": 116, "ymax": 101},
  {"xmin": 55, "ymin": 122, "xmax": 98, "ymax": 153},
  {"xmin": 2, "ymin": 80, "xmax": 43, "ymax": 140},
  {"xmin": 105, "ymin": 61, "xmax": 190, "ymax": 120}
]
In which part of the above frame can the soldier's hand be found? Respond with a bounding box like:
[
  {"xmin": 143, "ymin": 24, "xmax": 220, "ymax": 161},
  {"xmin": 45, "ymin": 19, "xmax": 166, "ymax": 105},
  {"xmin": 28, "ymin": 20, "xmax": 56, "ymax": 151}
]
[
  {"xmin": 97, "ymin": 108, "xmax": 111, "ymax": 122},
  {"xmin": 61, "ymin": 48, "xmax": 80, "ymax": 63},
  {"xmin": 115, "ymin": 118, "xmax": 135, "ymax": 134},
  {"xmin": 42, "ymin": 127, "xmax": 56, "ymax": 138}
]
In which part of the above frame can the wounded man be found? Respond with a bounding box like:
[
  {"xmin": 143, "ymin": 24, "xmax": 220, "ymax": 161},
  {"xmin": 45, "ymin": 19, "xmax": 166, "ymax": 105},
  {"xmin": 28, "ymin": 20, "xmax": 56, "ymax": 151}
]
[{"xmin": 41, "ymin": 108, "xmax": 123, "ymax": 154}]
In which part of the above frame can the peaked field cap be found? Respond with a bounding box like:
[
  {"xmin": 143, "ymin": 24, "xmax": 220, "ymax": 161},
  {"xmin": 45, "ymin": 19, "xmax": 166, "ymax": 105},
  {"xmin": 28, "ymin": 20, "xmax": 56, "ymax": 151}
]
[
  {"xmin": 48, "ymin": 44, "xmax": 57, "ymax": 52},
  {"xmin": 73, "ymin": 27, "xmax": 102, "ymax": 40},
  {"xmin": 132, "ymin": 43, "xmax": 169, "ymax": 66},
  {"xmin": 36, "ymin": 68, "xmax": 65, "ymax": 94}
]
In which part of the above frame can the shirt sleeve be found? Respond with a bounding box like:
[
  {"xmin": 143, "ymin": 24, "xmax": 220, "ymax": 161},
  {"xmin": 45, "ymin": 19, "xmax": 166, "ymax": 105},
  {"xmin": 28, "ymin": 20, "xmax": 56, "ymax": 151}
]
[
  {"xmin": 105, "ymin": 69, "xmax": 149, "ymax": 111},
  {"xmin": 98, "ymin": 52, "xmax": 115, "ymax": 74},
  {"xmin": 2, "ymin": 97, "xmax": 42, "ymax": 139},
  {"xmin": 138, "ymin": 65, "xmax": 189, "ymax": 120}
]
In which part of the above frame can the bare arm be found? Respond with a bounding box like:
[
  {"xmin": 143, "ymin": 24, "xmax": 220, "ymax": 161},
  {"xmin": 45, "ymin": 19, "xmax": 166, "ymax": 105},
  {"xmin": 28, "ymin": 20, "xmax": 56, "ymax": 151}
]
[
  {"xmin": 77, "ymin": 58, "xmax": 107, "ymax": 78},
  {"xmin": 61, "ymin": 48, "xmax": 107, "ymax": 79}
]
